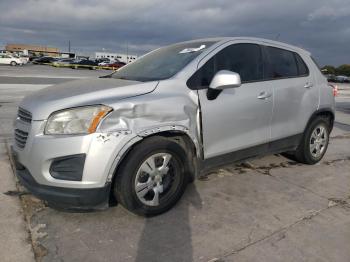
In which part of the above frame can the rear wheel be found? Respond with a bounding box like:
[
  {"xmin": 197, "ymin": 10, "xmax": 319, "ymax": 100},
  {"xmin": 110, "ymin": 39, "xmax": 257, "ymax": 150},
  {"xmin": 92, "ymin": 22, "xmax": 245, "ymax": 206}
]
[
  {"xmin": 10, "ymin": 61, "xmax": 17, "ymax": 66},
  {"xmin": 292, "ymin": 117, "xmax": 330, "ymax": 164},
  {"xmin": 114, "ymin": 137, "xmax": 188, "ymax": 216}
]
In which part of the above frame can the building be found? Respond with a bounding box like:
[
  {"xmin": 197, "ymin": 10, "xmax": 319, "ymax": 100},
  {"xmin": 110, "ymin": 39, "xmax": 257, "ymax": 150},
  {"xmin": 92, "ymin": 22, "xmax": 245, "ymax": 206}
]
[
  {"xmin": 5, "ymin": 43, "xmax": 75, "ymax": 58},
  {"xmin": 94, "ymin": 52, "xmax": 137, "ymax": 64}
]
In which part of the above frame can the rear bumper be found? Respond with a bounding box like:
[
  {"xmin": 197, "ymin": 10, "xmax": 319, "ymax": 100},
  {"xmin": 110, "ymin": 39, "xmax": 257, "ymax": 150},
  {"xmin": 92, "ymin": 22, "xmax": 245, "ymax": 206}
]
[{"xmin": 13, "ymin": 148, "xmax": 112, "ymax": 211}]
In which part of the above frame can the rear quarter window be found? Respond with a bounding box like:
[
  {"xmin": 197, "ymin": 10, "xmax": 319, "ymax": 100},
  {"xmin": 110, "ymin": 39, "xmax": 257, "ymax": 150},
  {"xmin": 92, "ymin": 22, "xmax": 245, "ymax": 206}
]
[
  {"xmin": 265, "ymin": 46, "xmax": 298, "ymax": 79},
  {"xmin": 310, "ymin": 56, "xmax": 324, "ymax": 74},
  {"xmin": 294, "ymin": 53, "xmax": 309, "ymax": 76}
]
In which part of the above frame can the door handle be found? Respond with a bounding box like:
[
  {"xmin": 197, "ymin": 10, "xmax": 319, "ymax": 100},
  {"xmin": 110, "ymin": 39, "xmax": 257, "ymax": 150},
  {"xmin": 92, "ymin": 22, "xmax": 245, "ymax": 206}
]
[
  {"xmin": 304, "ymin": 82, "xmax": 313, "ymax": 88},
  {"xmin": 257, "ymin": 91, "xmax": 272, "ymax": 100}
]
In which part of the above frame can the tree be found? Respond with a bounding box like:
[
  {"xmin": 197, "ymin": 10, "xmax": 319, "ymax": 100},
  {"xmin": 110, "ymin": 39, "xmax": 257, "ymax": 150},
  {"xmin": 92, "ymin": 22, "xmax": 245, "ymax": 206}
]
[
  {"xmin": 321, "ymin": 65, "xmax": 336, "ymax": 75},
  {"xmin": 335, "ymin": 64, "xmax": 350, "ymax": 77}
]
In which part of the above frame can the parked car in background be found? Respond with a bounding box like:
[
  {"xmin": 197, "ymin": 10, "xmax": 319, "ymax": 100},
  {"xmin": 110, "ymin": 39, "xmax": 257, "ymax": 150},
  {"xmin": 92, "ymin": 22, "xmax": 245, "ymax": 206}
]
[
  {"xmin": 29, "ymin": 56, "xmax": 40, "ymax": 62},
  {"xmin": 98, "ymin": 61, "xmax": 111, "ymax": 66},
  {"xmin": 20, "ymin": 56, "xmax": 30, "ymax": 64},
  {"xmin": 95, "ymin": 58, "xmax": 110, "ymax": 64},
  {"xmin": 51, "ymin": 58, "xmax": 75, "ymax": 67},
  {"xmin": 11, "ymin": 54, "xmax": 29, "ymax": 64},
  {"xmin": 12, "ymin": 37, "xmax": 335, "ymax": 216},
  {"xmin": 0, "ymin": 54, "xmax": 23, "ymax": 66},
  {"xmin": 70, "ymin": 59, "xmax": 98, "ymax": 69},
  {"xmin": 105, "ymin": 61, "xmax": 126, "ymax": 70},
  {"xmin": 32, "ymin": 56, "xmax": 58, "ymax": 65},
  {"xmin": 335, "ymin": 75, "xmax": 349, "ymax": 83},
  {"xmin": 325, "ymin": 74, "xmax": 337, "ymax": 82}
]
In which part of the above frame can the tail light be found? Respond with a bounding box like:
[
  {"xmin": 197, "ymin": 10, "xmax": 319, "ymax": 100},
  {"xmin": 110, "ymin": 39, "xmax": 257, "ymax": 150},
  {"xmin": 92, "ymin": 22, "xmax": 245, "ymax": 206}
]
[
  {"xmin": 329, "ymin": 84, "xmax": 338, "ymax": 97},
  {"xmin": 333, "ymin": 85, "xmax": 338, "ymax": 97}
]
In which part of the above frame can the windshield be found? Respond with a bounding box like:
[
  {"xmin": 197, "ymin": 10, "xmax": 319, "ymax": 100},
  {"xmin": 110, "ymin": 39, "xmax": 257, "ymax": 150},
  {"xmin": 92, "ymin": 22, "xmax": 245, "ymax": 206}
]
[{"xmin": 112, "ymin": 41, "xmax": 216, "ymax": 81}]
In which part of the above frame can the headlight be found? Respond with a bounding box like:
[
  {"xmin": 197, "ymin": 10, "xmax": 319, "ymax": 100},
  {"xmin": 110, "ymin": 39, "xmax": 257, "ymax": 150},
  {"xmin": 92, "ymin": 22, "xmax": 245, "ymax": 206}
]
[{"xmin": 45, "ymin": 105, "xmax": 112, "ymax": 135}]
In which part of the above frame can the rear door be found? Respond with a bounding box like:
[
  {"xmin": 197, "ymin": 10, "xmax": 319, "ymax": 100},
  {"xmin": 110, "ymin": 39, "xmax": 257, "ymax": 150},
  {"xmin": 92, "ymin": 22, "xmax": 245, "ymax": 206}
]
[
  {"xmin": 264, "ymin": 46, "xmax": 319, "ymax": 141},
  {"xmin": 191, "ymin": 43, "xmax": 273, "ymax": 159}
]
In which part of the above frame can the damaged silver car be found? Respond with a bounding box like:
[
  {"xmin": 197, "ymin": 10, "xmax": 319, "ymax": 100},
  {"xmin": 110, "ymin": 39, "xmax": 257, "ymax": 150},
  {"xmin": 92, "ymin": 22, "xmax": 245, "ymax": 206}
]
[{"xmin": 12, "ymin": 37, "xmax": 335, "ymax": 216}]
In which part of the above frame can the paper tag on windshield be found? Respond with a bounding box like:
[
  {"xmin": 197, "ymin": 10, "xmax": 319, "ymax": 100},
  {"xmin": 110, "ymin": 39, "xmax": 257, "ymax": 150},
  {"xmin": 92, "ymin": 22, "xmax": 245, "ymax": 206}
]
[{"xmin": 179, "ymin": 45, "xmax": 206, "ymax": 54}]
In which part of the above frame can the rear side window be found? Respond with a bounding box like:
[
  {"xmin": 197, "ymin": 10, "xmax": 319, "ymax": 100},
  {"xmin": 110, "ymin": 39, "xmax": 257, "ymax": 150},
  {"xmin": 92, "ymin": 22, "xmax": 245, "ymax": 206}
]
[
  {"xmin": 187, "ymin": 43, "xmax": 263, "ymax": 89},
  {"xmin": 265, "ymin": 46, "xmax": 298, "ymax": 79},
  {"xmin": 310, "ymin": 56, "xmax": 323, "ymax": 74},
  {"xmin": 294, "ymin": 53, "xmax": 309, "ymax": 76}
]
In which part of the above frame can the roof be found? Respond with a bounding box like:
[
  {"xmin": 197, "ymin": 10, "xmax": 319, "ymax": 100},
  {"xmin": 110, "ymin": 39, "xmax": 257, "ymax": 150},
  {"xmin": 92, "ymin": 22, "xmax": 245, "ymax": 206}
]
[{"xmin": 180, "ymin": 37, "xmax": 311, "ymax": 55}]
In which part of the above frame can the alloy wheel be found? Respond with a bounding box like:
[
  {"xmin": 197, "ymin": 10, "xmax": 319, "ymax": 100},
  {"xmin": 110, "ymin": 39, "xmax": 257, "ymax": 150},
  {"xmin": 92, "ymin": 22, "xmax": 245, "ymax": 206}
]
[{"xmin": 309, "ymin": 124, "xmax": 328, "ymax": 159}]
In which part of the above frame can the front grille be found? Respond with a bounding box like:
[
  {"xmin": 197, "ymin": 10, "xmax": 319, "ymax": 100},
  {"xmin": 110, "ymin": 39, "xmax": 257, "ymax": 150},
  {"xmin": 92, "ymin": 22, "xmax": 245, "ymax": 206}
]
[
  {"xmin": 17, "ymin": 107, "xmax": 32, "ymax": 123},
  {"xmin": 14, "ymin": 129, "xmax": 29, "ymax": 149},
  {"xmin": 15, "ymin": 107, "xmax": 32, "ymax": 149}
]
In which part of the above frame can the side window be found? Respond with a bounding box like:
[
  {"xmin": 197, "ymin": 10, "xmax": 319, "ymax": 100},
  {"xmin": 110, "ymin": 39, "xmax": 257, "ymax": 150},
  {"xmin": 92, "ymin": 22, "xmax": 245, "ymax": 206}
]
[
  {"xmin": 187, "ymin": 43, "xmax": 263, "ymax": 89},
  {"xmin": 294, "ymin": 53, "xmax": 309, "ymax": 76},
  {"xmin": 265, "ymin": 47, "xmax": 298, "ymax": 79},
  {"xmin": 310, "ymin": 56, "xmax": 323, "ymax": 74}
]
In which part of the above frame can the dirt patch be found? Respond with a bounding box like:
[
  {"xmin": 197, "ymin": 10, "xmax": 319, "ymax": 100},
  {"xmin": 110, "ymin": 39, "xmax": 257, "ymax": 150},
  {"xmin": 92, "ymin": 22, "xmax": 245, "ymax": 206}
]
[{"xmin": 20, "ymin": 192, "xmax": 48, "ymax": 261}]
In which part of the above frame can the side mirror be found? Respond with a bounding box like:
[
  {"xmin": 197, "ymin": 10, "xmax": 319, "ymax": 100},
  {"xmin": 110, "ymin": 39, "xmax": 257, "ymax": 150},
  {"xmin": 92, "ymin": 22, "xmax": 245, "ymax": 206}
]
[{"xmin": 209, "ymin": 70, "xmax": 241, "ymax": 90}]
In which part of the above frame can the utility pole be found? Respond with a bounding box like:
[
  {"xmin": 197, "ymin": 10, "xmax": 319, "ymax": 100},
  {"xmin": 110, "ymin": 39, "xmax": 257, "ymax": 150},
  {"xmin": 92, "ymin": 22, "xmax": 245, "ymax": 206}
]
[{"xmin": 68, "ymin": 40, "xmax": 71, "ymax": 53}]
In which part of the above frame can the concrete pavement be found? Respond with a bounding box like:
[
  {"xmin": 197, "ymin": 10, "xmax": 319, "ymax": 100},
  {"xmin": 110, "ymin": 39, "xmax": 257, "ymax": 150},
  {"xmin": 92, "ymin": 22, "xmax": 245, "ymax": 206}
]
[
  {"xmin": 24, "ymin": 136, "xmax": 349, "ymax": 262},
  {"xmin": 0, "ymin": 142, "xmax": 35, "ymax": 262}
]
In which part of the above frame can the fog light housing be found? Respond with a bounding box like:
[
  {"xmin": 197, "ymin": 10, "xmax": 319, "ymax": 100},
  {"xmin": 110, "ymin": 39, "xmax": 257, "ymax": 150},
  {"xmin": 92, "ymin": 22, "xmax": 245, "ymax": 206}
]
[{"xmin": 50, "ymin": 154, "xmax": 86, "ymax": 181}]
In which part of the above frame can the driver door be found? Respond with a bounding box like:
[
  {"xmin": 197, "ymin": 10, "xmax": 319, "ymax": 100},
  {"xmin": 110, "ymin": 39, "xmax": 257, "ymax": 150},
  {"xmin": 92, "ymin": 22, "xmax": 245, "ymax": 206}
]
[{"xmin": 192, "ymin": 43, "xmax": 273, "ymax": 159}]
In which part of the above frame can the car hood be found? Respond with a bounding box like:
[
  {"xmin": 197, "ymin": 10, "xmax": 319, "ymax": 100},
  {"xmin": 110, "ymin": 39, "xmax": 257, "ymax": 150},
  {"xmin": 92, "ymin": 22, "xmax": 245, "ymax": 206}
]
[{"xmin": 20, "ymin": 78, "xmax": 158, "ymax": 120}]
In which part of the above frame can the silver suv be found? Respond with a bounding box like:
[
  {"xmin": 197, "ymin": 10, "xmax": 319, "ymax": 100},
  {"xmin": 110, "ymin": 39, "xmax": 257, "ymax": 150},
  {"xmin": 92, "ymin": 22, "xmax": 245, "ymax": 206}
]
[{"xmin": 12, "ymin": 37, "xmax": 335, "ymax": 216}]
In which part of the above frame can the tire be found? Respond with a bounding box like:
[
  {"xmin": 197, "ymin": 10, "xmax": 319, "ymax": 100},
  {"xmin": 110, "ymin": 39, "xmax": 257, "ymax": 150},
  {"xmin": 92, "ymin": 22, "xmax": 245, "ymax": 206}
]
[
  {"xmin": 293, "ymin": 117, "xmax": 330, "ymax": 164},
  {"xmin": 114, "ymin": 136, "xmax": 189, "ymax": 216},
  {"xmin": 10, "ymin": 61, "xmax": 17, "ymax": 66}
]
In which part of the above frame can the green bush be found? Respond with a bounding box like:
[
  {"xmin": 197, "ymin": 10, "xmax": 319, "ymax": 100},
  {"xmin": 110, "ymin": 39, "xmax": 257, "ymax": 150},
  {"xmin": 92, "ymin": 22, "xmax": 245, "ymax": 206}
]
[{"xmin": 321, "ymin": 64, "xmax": 350, "ymax": 76}]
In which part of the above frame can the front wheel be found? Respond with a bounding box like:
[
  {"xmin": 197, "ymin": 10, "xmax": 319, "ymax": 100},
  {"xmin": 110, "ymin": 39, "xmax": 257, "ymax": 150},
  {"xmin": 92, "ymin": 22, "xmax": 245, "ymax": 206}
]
[
  {"xmin": 114, "ymin": 137, "xmax": 188, "ymax": 216},
  {"xmin": 10, "ymin": 61, "xmax": 17, "ymax": 66},
  {"xmin": 293, "ymin": 117, "xmax": 330, "ymax": 164}
]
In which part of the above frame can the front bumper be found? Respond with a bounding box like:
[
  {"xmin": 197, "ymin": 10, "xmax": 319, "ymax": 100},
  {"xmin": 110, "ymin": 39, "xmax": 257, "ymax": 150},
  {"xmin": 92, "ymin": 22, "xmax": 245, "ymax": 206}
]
[
  {"xmin": 12, "ymin": 118, "xmax": 136, "ymax": 210},
  {"xmin": 12, "ymin": 147, "xmax": 112, "ymax": 210},
  {"xmin": 14, "ymin": 120, "xmax": 134, "ymax": 188},
  {"xmin": 16, "ymin": 165, "xmax": 112, "ymax": 210}
]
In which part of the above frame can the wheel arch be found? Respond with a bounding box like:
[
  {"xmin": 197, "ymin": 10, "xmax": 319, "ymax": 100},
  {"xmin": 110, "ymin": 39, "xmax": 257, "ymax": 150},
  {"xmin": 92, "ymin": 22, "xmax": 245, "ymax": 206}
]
[
  {"xmin": 108, "ymin": 130, "xmax": 200, "ymax": 204},
  {"xmin": 305, "ymin": 108, "xmax": 335, "ymax": 133}
]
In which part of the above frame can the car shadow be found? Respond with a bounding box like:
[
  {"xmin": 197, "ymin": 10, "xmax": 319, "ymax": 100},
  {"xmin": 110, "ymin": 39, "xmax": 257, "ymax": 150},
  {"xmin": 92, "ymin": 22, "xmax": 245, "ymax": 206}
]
[{"xmin": 135, "ymin": 183, "xmax": 202, "ymax": 262}]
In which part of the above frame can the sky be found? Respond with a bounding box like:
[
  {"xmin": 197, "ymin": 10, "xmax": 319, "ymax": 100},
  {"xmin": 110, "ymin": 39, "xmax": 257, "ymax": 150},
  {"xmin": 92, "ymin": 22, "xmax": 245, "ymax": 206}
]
[{"xmin": 0, "ymin": 0, "xmax": 349, "ymax": 66}]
